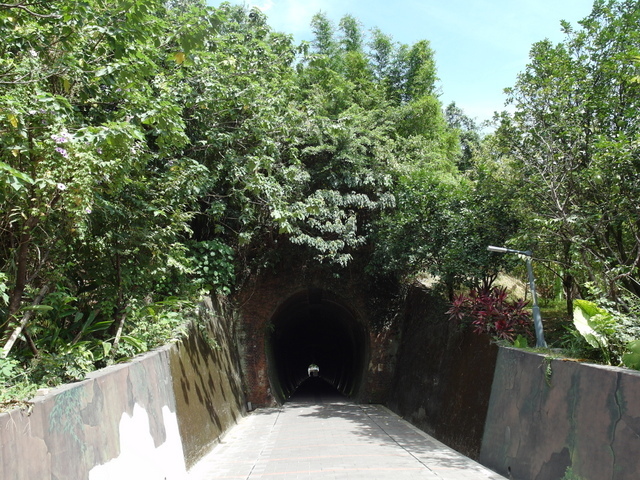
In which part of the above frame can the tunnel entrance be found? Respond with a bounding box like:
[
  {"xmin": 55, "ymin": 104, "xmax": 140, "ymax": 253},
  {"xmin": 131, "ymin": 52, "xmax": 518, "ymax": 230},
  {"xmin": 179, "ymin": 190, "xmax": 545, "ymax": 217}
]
[{"xmin": 266, "ymin": 288, "xmax": 368, "ymax": 403}]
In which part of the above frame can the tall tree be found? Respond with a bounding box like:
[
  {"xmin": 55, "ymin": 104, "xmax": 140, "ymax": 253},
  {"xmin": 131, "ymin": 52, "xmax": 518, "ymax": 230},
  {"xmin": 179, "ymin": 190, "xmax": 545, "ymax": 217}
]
[
  {"xmin": 0, "ymin": 0, "xmax": 215, "ymax": 356},
  {"xmin": 496, "ymin": 0, "xmax": 640, "ymax": 309}
]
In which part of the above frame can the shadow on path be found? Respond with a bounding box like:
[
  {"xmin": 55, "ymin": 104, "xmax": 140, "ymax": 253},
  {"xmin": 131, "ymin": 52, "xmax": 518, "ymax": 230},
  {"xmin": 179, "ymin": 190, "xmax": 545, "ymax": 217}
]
[{"xmin": 187, "ymin": 376, "xmax": 507, "ymax": 479}]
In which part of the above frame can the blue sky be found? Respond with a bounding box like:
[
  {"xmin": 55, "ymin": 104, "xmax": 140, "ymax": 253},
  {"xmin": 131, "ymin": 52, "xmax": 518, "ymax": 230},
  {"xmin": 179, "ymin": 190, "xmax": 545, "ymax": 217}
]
[{"xmin": 208, "ymin": 0, "xmax": 595, "ymax": 123}]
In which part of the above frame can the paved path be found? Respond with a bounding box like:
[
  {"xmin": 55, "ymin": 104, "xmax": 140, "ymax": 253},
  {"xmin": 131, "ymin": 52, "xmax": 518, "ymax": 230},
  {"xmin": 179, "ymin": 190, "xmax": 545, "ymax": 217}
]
[{"xmin": 187, "ymin": 380, "xmax": 506, "ymax": 480}]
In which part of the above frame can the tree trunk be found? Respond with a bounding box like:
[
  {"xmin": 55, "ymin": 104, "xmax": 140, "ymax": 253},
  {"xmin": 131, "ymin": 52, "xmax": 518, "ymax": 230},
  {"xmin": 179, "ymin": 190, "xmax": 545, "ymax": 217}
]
[
  {"xmin": 6, "ymin": 220, "xmax": 37, "ymax": 320},
  {"xmin": 563, "ymin": 273, "xmax": 574, "ymax": 317},
  {"xmin": 1, "ymin": 284, "xmax": 49, "ymax": 359}
]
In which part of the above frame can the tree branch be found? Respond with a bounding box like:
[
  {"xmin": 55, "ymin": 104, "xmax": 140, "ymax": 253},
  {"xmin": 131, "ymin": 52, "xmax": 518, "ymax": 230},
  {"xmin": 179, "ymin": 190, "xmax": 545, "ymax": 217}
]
[
  {"xmin": 0, "ymin": 2, "xmax": 61, "ymax": 19},
  {"xmin": 1, "ymin": 284, "xmax": 49, "ymax": 359}
]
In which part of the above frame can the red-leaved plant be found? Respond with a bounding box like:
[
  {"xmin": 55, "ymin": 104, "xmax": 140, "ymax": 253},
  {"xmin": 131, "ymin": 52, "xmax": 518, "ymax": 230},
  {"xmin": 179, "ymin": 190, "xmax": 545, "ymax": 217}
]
[{"xmin": 446, "ymin": 286, "xmax": 533, "ymax": 342}]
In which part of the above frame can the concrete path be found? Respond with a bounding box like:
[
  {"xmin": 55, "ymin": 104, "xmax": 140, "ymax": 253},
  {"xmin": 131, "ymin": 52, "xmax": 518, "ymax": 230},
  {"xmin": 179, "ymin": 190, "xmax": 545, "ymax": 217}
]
[{"xmin": 187, "ymin": 381, "xmax": 506, "ymax": 480}]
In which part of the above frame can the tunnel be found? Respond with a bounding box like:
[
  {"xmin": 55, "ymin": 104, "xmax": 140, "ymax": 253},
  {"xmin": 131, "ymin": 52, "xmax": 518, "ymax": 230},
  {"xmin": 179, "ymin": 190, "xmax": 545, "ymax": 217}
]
[{"xmin": 265, "ymin": 288, "xmax": 369, "ymax": 402}]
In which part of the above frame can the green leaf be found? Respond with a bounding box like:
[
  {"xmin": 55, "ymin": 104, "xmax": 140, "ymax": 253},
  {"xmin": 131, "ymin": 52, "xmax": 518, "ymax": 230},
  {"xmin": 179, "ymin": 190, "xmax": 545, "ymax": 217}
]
[
  {"xmin": 0, "ymin": 161, "xmax": 34, "ymax": 185},
  {"xmin": 622, "ymin": 340, "xmax": 640, "ymax": 370},
  {"xmin": 7, "ymin": 113, "xmax": 18, "ymax": 128},
  {"xmin": 20, "ymin": 305, "xmax": 54, "ymax": 313},
  {"xmin": 572, "ymin": 300, "xmax": 612, "ymax": 349},
  {"xmin": 513, "ymin": 334, "xmax": 528, "ymax": 348},
  {"xmin": 101, "ymin": 341, "xmax": 112, "ymax": 358},
  {"xmin": 121, "ymin": 335, "xmax": 146, "ymax": 353}
]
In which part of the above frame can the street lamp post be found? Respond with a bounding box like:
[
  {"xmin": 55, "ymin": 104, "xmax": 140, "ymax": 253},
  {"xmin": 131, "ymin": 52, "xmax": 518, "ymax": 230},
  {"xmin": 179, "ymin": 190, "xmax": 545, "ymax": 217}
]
[{"xmin": 487, "ymin": 246, "xmax": 547, "ymax": 348}]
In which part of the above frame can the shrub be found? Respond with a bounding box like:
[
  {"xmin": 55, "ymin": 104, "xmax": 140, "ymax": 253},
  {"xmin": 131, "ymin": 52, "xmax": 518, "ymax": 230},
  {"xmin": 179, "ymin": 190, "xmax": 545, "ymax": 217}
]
[
  {"xmin": 447, "ymin": 286, "xmax": 533, "ymax": 343},
  {"xmin": 568, "ymin": 296, "xmax": 640, "ymax": 367}
]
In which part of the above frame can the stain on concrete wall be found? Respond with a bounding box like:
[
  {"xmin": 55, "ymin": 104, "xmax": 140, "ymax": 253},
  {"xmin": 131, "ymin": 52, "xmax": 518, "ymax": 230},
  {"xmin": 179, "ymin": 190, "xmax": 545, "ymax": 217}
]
[
  {"xmin": 479, "ymin": 348, "xmax": 640, "ymax": 480},
  {"xmin": 88, "ymin": 404, "xmax": 186, "ymax": 480},
  {"xmin": 0, "ymin": 346, "xmax": 185, "ymax": 480}
]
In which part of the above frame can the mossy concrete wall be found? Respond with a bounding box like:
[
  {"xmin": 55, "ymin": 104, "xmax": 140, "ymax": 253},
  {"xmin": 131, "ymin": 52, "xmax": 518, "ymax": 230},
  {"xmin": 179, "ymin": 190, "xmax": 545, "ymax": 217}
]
[
  {"xmin": 0, "ymin": 296, "xmax": 245, "ymax": 479},
  {"xmin": 0, "ymin": 346, "xmax": 186, "ymax": 480},
  {"xmin": 479, "ymin": 348, "xmax": 640, "ymax": 480}
]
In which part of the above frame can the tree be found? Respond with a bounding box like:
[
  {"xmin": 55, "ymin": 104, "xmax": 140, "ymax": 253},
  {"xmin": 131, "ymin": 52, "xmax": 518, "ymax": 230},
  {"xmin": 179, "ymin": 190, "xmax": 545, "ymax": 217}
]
[
  {"xmin": 495, "ymin": 0, "xmax": 640, "ymax": 311},
  {"xmin": 0, "ymin": 0, "xmax": 215, "ymax": 361},
  {"xmin": 339, "ymin": 14, "xmax": 364, "ymax": 52},
  {"xmin": 0, "ymin": 3, "xmax": 477, "ymax": 387},
  {"xmin": 445, "ymin": 102, "xmax": 482, "ymax": 171}
]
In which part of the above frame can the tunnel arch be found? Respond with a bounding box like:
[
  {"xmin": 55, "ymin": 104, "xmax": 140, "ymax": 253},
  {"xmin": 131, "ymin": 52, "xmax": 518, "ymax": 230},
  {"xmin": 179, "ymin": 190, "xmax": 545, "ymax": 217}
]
[{"xmin": 265, "ymin": 288, "xmax": 369, "ymax": 402}]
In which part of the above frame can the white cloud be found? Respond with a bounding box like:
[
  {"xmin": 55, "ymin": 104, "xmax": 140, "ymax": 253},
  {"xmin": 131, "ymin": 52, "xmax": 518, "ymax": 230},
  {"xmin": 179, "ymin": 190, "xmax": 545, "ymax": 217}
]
[
  {"xmin": 252, "ymin": 0, "xmax": 274, "ymax": 12},
  {"xmin": 267, "ymin": 0, "xmax": 346, "ymax": 37}
]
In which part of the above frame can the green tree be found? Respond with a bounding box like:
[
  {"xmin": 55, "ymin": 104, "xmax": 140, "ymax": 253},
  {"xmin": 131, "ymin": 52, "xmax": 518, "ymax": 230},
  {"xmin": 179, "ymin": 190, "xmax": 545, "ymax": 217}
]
[
  {"xmin": 445, "ymin": 102, "xmax": 482, "ymax": 171},
  {"xmin": 496, "ymin": 0, "xmax": 640, "ymax": 311},
  {"xmin": 0, "ymin": 0, "xmax": 215, "ymax": 361}
]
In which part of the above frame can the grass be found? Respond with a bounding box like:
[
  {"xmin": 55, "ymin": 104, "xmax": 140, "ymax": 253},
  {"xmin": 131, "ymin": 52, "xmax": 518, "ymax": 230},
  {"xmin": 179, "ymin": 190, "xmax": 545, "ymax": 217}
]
[{"xmin": 540, "ymin": 302, "xmax": 573, "ymax": 347}]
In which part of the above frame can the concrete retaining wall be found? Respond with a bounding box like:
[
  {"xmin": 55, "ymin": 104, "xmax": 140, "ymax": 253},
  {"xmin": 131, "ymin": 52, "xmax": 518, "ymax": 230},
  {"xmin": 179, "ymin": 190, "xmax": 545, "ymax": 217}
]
[
  {"xmin": 0, "ymin": 296, "xmax": 245, "ymax": 480},
  {"xmin": 170, "ymin": 296, "xmax": 246, "ymax": 469},
  {"xmin": 480, "ymin": 348, "xmax": 640, "ymax": 480},
  {"xmin": 3, "ymin": 283, "xmax": 640, "ymax": 480},
  {"xmin": 388, "ymin": 284, "xmax": 640, "ymax": 480},
  {"xmin": 0, "ymin": 346, "xmax": 186, "ymax": 480}
]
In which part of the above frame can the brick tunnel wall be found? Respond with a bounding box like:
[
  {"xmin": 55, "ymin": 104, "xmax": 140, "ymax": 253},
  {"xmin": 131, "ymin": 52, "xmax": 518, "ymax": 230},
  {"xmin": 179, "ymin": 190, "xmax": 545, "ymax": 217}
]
[{"xmin": 234, "ymin": 267, "xmax": 403, "ymax": 407}]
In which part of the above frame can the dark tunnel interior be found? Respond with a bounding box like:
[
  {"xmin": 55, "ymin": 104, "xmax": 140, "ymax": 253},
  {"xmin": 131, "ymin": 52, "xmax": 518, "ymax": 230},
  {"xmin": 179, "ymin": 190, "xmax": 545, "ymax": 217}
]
[{"xmin": 266, "ymin": 289, "xmax": 368, "ymax": 403}]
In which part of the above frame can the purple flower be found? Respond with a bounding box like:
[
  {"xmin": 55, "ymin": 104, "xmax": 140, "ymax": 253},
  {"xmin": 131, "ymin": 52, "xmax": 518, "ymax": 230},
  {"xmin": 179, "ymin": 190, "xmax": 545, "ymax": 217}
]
[
  {"xmin": 96, "ymin": 147, "xmax": 103, "ymax": 154},
  {"xmin": 52, "ymin": 134, "xmax": 68, "ymax": 144},
  {"xmin": 57, "ymin": 183, "xmax": 67, "ymax": 191},
  {"xmin": 85, "ymin": 207, "xmax": 92, "ymax": 214},
  {"xmin": 55, "ymin": 147, "xmax": 68, "ymax": 158}
]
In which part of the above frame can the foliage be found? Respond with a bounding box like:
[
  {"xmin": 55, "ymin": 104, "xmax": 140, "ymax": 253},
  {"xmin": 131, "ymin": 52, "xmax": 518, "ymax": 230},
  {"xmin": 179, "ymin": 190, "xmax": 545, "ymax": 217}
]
[
  {"xmin": 0, "ymin": 0, "xmax": 638, "ymax": 405},
  {"xmin": 622, "ymin": 339, "xmax": 640, "ymax": 370},
  {"xmin": 189, "ymin": 240, "xmax": 236, "ymax": 295},
  {"xmin": 0, "ymin": 356, "xmax": 38, "ymax": 409},
  {"xmin": 0, "ymin": 0, "xmax": 222, "ymax": 395},
  {"xmin": 561, "ymin": 467, "xmax": 586, "ymax": 480},
  {"xmin": 495, "ymin": 0, "xmax": 640, "ymax": 313},
  {"xmin": 513, "ymin": 334, "xmax": 529, "ymax": 348},
  {"xmin": 114, "ymin": 297, "xmax": 196, "ymax": 359},
  {"xmin": 566, "ymin": 285, "xmax": 640, "ymax": 365},
  {"xmin": 447, "ymin": 286, "xmax": 533, "ymax": 342},
  {"xmin": 572, "ymin": 299, "xmax": 617, "ymax": 364}
]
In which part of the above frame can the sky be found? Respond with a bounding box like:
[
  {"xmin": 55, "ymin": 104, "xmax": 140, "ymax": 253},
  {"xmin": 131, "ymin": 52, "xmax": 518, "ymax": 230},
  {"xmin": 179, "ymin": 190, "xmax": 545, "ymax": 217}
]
[{"xmin": 207, "ymin": 0, "xmax": 595, "ymax": 123}]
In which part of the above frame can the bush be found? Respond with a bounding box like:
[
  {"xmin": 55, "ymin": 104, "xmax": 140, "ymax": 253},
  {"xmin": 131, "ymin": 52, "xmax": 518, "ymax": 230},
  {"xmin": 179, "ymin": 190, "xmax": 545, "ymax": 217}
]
[
  {"xmin": 0, "ymin": 357, "xmax": 38, "ymax": 410},
  {"xmin": 447, "ymin": 286, "xmax": 533, "ymax": 343},
  {"xmin": 567, "ymin": 294, "xmax": 640, "ymax": 367}
]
